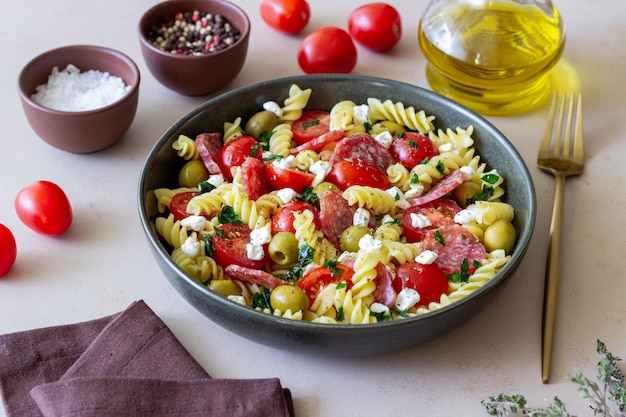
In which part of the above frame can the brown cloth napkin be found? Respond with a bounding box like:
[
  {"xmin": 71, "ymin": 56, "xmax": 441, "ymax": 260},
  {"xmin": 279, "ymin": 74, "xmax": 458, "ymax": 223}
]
[{"xmin": 0, "ymin": 300, "xmax": 294, "ymax": 417}]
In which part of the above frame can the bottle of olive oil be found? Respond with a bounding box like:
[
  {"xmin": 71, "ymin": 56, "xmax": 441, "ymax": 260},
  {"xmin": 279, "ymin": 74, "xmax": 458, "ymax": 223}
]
[{"xmin": 418, "ymin": 0, "xmax": 565, "ymax": 115}]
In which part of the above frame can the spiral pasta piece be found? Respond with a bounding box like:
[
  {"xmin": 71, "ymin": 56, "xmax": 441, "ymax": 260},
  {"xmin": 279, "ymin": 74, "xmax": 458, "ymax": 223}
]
[
  {"xmin": 367, "ymin": 98, "xmax": 435, "ymax": 134},
  {"xmin": 383, "ymin": 241, "xmax": 421, "ymax": 265},
  {"xmin": 278, "ymin": 84, "xmax": 312, "ymax": 122},
  {"xmin": 155, "ymin": 214, "xmax": 189, "ymax": 249},
  {"xmin": 224, "ymin": 117, "xmax": 245, "ymax": 142},
  {"xmin": 154, "ymin": 187, "xmax": 196, "ymax": 213},
  {"xmin": 268, "ymin": 123, "xmax": 294, "ymax": 157},
  {"xmin": 474, "ymin": 201, "xmax": 515, "ymax": 225},
  {"xmin": 342, "ymin": 186, "xmax": 397, "ymax": 216},
  {"xmin": 222, "ymin": 187, "xmax": 268, "ymax": 229},
  {"xmin": 387, "ymin": 163, "xmax": 412, "ymax": 192},
  {"xmin": 172, "ymin": 134, "xmax": 199, "ymax": 160}
]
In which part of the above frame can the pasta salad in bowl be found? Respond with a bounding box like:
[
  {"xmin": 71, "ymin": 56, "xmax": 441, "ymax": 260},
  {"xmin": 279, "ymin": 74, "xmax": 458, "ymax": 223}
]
[{"xmin": 139, "ymin": 74, "xmax": 536, "ymax": 356}]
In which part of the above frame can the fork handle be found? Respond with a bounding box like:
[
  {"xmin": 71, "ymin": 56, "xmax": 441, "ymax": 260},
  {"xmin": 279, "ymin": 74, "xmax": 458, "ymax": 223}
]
[{"xmin": 541, "ymin": 171, "xmax": 565, "ymax": 384}]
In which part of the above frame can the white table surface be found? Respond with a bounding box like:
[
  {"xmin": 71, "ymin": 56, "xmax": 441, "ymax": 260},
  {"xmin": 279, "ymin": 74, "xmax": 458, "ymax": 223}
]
[{"xmin": 2, "ymin": 0, "xmax": 624, "ymax": 416}]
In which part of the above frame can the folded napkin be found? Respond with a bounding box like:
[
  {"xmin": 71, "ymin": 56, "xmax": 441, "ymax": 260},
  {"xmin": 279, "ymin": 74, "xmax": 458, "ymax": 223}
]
[{"xmin": 0, "ymin": 300, "xmax": 294, "ymax": 417}]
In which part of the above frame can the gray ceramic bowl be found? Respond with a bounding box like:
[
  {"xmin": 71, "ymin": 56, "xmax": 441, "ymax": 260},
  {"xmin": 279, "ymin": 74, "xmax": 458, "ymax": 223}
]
[{"xmin": 138, "ymin": 74, "xmax": 536, "ymax": 356}]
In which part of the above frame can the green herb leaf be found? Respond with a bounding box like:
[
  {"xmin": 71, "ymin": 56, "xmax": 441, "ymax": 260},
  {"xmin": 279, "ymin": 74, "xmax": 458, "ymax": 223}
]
[
  {"xmin": 197, "ymin": 181, "xmax": 216, "ymax": 194},
  {"xmin": 408, "ymin": 139, "xmax": 418, "ymax": 148},
  {"xmin": 471, "ymin": 185, "xmax": 495, "ymax": 203},
  {"xmin": 335, "ymin": 306, "xmax": 345, "ymax": 322},
  {"xmin": 252, "ymin": 287, "xmax": 272, "ymax": 311},
  {"xmin": 263, "ymin": 153, "xmax": 284, "ymax": 162},
  {"xmin": 434, "ymin": 230, "xmax": 445, "ymax": 246},
  {"xmin": 285, "ymin": 244, "xmax": 315, "ymax": 282},
  {"xmin": 218, "ymin": 206, "xmax": 243, "ymax": 224},
  {"xmin": 298, "ymin": 186, "xmax": 319, "ymax": 207},
  {"xmin": 447, "ymin": 258, "xmax": 470, "ymax": 283},
  {"xmin": 482, "ymin": 173, "xmax": 500, "ymax": 185},
  {"xmin": 436, "ymin": 161, "xmax": 446, "ymax": 175},
  {"xmin": 303, "ymin": 120, "xmax": 320, "ymax": 130}
]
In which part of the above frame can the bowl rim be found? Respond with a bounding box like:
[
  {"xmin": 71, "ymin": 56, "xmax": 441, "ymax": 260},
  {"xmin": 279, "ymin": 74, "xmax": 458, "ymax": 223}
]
[
  {"xmin": 138, "ymin": 73, "xmax": 537, "ymax": 331},
  {"xmin": 17, "ymin": 44, "xmax": 141, "ymax": 116},
  {"xmin": 137, "ymin": 0, "xmax": 251, "ymax": 60}
]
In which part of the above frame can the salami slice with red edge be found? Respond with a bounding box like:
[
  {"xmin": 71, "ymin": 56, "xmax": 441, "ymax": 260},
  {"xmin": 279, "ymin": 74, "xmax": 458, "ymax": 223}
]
[
  {"xmin": 408, "ymin": 169, "xmax": 466, "ymax": 207},
  {"xmin": 318, "ymin": 190, "xmax": 376, "ymax": 246},
  {"xmin": 225, "ymin": 265, "xmax": 285, "ymax": 289},
  {"xmin": 421, "ymin": 224, "xmax": 486, "ymax": 275},
  {"xmin": 241, "ymin": 157, "xmax": 274, "ymax": 200},
  {"xmin": 289, "ymin": 129, "xmax": 345, "ymax": 154},
  {"xmin": 373, "ymin": 262, "xmax": 396, "ymax": 307},
  {"xmin": 195, "ymin": 132, "xmax": 223, "ymax": 175},
  {"xmin": 330, "ymin": 133, "xmax": 393, "ymax": 169}
]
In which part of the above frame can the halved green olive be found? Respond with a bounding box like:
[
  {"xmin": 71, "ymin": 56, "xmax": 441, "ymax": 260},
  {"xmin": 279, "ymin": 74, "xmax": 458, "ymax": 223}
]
[
  {"xmin": 245, "ymin": 110, "xmax": 278, "ymax": 139},
  {"xmin": 270, "ymin": 285, "xmax": 309, "ymax": 312},
  {"xmin": 178, "ymin": 159, "xmax": 209, "ymax": 188},
  {"xmin": 268, "ymin": 231, "xmax": 299, "ymax": 266},
  {"xmin": 208, "ymin": 280, "xmax": 241, "ymax": 298},
  {"xmin": 340, "ymin": 226, "xmax": 371, "ymax": 252}
]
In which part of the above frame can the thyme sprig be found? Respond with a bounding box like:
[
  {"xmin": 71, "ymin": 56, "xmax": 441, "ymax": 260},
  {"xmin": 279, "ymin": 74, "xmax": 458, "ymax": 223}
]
[{"xmin": 482, "ymin": 340, "xmax": 626, "ymax": 417}]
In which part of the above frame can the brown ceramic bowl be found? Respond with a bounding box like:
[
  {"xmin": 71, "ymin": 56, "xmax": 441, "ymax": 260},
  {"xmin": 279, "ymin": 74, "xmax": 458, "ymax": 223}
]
[
  {"xmin": 138, "ymin": 0, "xmax": 250, "ymax": 96},
  {"xmin": 18, "ymin": 45, "xmax": 140, "ymax": 154}
]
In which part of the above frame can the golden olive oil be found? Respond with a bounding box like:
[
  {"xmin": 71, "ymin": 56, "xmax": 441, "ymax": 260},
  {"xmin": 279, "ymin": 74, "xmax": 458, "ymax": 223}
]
[{"xmin": 418, "ymin": 1, "xmax": 565, "ymax": 115}]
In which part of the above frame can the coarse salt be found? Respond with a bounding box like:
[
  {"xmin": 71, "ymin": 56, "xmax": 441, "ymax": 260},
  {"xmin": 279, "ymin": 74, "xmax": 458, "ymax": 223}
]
[{"xmin": 31, "ymin": 64, "xmax": 131, "ymax": 111}]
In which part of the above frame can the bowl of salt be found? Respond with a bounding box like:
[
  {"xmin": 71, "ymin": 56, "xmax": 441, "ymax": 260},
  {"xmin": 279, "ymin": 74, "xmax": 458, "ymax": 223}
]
[{"xmin": 18, "ymin": 44, "xmax": 140, "ymax": 154}]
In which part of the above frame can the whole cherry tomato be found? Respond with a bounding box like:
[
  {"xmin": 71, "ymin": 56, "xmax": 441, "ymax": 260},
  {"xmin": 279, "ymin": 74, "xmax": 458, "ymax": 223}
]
[
  {"xmin": 325, "ymin": 159, "xmax": 390, "ymax": 190},
  {"xmin": 348, "ymin": 3, "xmax": 402, "ymax": 52},
  {"xmin": 0, "ymin": 223, "xmax": 17, "ymax": 277},
  {"xmin": 298, "ymin": 27, "xmax": 357, "ymax": 74},
  {"xmin": 260, "ymin": 0, "xmax": 310, "ymax": 35},
  {"xmin": 14, "ymin": 181, "xmax": 72, "ymax": 236},
  {"xmin": 390, "ymin": 132, "xmax": 440, "ymax": 169}
]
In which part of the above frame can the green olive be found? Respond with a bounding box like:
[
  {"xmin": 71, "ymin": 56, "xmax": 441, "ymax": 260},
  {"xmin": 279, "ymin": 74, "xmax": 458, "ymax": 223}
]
[
  {"xmin": 340, "ymin": 226, "xmax": 371, "ymax": 253},
  {"xmin": 270, "ymin": 285, "xmax": 309, "ymax": 312},
  {"xmin": 483, "ymin": 219, "xmax": 517, "ymax": 253},
  {"xmin": 208, "ymin": 280, "xmax": 242, "ymax": 298},
  {"xmin": 178, "ymin": 159, "xmax": 209, "ymax": 188},
  {"xmin": 453, "ymin": 181, "xmax": 481, "ymax": 207},
  {"xmin": 313, "ymin": 181, "xmax": 340, "ymax": 196},
  {"xmin": 268, "ymin": 232, "xmax": 299, "ymax": 266},
  {"xmin": 245, "ymin": 110, "xmax": 278, "ymax": 139}
]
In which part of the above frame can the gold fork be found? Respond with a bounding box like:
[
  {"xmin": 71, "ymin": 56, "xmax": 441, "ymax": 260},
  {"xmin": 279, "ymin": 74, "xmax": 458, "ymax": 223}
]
[{"xmin": 538, "ymin": 92, "xmax": 584, "ymax": 384}]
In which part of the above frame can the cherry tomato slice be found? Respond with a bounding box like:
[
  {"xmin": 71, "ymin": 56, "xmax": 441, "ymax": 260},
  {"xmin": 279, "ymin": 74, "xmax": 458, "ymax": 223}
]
[
  {"xmin": 169, "ymin": 191, "xmax": 199, "ymax": 221},
  {"xmin": 348, "ymin": 3, "xmax": 402, "ymax": 52},
  {"xmin": 298, "ymin": 264, "xmax": 354, "ymax": 305},
  {"xmin": 0, "ymin": 223, "xmax": 17, "ymax": 277},
  {"xmin": 325, "ymin": 159, "xmax": 390, "ymax": 191},
  {"xmin": 212, "ymin": 223, "xmax": 269, "ymax": 270},
  {"xmin": 290, "ymin": 129, "xmax": 345, "ymax": 154},
  {"xmin": 265, "ymin": 163, "xmax": 316, "ymax": 193},
  {"xmin": 271, "ymin": 201, "xmax": 321, "ymax": 233},
  {"xmin": 260, "ymin": 0, "xmax": 310, "ymax": 35},
  {"xmin": 216, "ymin": 135, "xmax": 262, "ymax": 180},
  {"xmin": 393, "ymin": 262, "xmax": 448, "ymax": 307},
  {"xmin": 14, "ymin": 180, "xmax": 72, "ymax": 236},
  {"xmin": 389, "ymin": 132, "xmax": 439, "ymax": 169},
  {"xmin": 297, "ymin": 27, "xmax": 357, "ymax": 74},
  {"xmin": 401, "ymin": 198, "xmax": 461, "ymax": 243},
  {"xmin": 291, "ymin": 110, "xmax": 331, "ymax": 145}
]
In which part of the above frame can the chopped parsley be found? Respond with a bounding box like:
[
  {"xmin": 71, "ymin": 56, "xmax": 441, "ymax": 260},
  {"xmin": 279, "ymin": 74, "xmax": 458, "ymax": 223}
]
[
  {"xmin": 303, "ymin": 120, "xmax": 320, "ymax": 130},
  {"xmin": 409, "ymin": 173, "xmax": 420, "ymax": 185},
  {"xmin": 298, "ymin": 186, "xmax": 319, "ymax": 207},
  {"xmin": 252, "ymin": 287, "xmax": 272, "ymax": 311},
  {"xmin": 481, "ymin": 173, "xmax": 500, "ymax": 185},
  {"xmin": 285, "ymin": 244, "xmax": 315, "ymax": 282},
  {"xmin": 202, "ymin": 234, "xmax": 215, "ymax": 257},
  {"xmin": 436, "ymin": 160, "xmax": 446, "ymax": 175},
  {"xmin": 218, "ymin": 206, "xmax": 243, "ymax": 224},
  {"xmin": 263, "ymin": 153, "xmax": 284, "ymax": 162},
  {"xmin": 335, "ymin": 306, "xmax": 345, "ymax": 322},
  {"xmin": 323, "ymin": 260, "xmax": 343, "ymax": 279},
  {"xmin": 470, "ymin": 185, "xmax": 495, "ymax": 203},
  {"xmin": 197, "ymin": 181, "xmax": 216, "ymax": 194},
  {"xmin": 408, "ymin": 139, "xmax": 418, "ymax": 148},
  {"xmin": 434, "ymin": 230, "xmax": 445, "ymax": 246}
]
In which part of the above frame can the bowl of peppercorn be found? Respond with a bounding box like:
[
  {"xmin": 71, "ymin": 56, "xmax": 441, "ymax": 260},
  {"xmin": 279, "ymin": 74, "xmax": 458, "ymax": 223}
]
[
  {"xmin": 18, "ymin": 44, "xmax": 141, "ymax": 154},
  {"xmin": 138, "ymin": 0, "xmax": 250, "ymax": 96}
]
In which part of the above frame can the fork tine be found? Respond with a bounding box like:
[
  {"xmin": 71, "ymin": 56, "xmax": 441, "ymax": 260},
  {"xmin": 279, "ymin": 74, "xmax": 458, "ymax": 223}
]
[
  {"xmin": 573, "ymin": 93, "xmax": 584, "ymax": 165},
  {"xmin": 539, "ymin": 92, "xmax": 559, "ymax": 158},
  {"xmin": 563, "ymin": 93, "xmax": 574, "ymax": 157}
]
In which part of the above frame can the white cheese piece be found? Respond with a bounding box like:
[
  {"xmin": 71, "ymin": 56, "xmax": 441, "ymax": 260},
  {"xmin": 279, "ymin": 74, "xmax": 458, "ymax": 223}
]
[
  {"xmin": 410, "ymin": 212, "xmax": 432, "ymax": 229},
  {"xmin": 370, "ymin": 302, "xmax": 391, "ymax": 316},
  {"xmin": 353, "ymin": 208, "xmax": 371, "ymax": 227},
  {"xmin": 460, "ymin": 165, "xmax": 475, "ymax": 181},
  {"xmin": 207, "ymin": 174, "xmax": 225, "ymax": 188},
  {"xmin": 454, "ymin": 203, "xmax": 478, "ymax": 224},
  {"xmin": 395, "ymin": 288, "xmax": 421, "ymax": 311},
  {"xmin": 386, "ymin": 186, "xmax": 410, "ymax": 209},
  {"xmin": 381, "ymin": 214, "xmax": 395, "ymax": 224},
  {"xmin": 352, "ymin": 104, "xmax": 371, "ymax": 124},
  {"xmin": 358, "ymin": 234, "xmax": 382, "ymax": 253},
  {"xmin": 374, "ymin": 131, "xmax": 393, "ymax": 149},
  {"xmin": 181, "ymin": 236, "xmax": 201, "ymax": 258},
  {"xmin": 227, "ymin": 295, "xmax": 247, "ymax": 305},
  {"xmin": 404, "ymin": 185, "xmax": 425, "ymax": 199},
  {"xmin": 180, "ymin": 215, "xmax": 207, "ymax": 232},
  {"xmin": 250, "ymin": 223, "xmax": 272, "ymax": 246},
  {"xmin": 276, "ymin": 188, "xmax": 299, "ymax": 204},
  {"xmin": 415, "ymin": 250, "xmax": 438, "ymax": 265},
  {"xmin": 439, "ymin": 143, "xmax": 454, "ymax": 152},
  {"xmin": 246, "ymin": 243, "xmax": 265, "ymax": 261},
  {"xmin": 263, "ymin": 100, "xmax": 283, "ymax": 117},
  {"xmin": 309, "ymin": 160, "xmax": 332, "ymax": 187},
  {"xmin": 272, "ymin": 155, "xmax": 296, "ymax": 170}
]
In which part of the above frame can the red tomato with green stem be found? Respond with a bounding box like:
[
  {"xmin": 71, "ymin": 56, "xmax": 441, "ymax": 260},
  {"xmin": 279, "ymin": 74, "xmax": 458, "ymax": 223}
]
[
  {"xmin": 298, "ymin": 263, "xmax": 354, "ymax": 305},
  {"xmin": 389, "ymin": 132, "xmax": 439, "ymax": 169},
  {"xmin": 212, "ymin": 223, "xmax": 269, "ymax": 270},
  {"xmin": 217, "ymin": 136, "xmax": 263, "ymax": 180},
  {"xmin": 298, "ymin": 27, "xmax": 357, "ymax": 74},
  {"xmin": 271, "ymin": 201, "xmax": 321, "ymax": 233},
  {"xmin": 260, "ymin": 0, "xmax": 310, "ymax": 35},
  {"xmin": 325, "ymin": 159, "xmax": 390, "ymax": 190},
  {"xmin": 14, "ymin": 181, "xmax": 72, "ymax": 236},
  {"xmin": 393, "ymin": 262, "xmax": 448, "ymax": 306},
  {"xmin": 348, "ymin": 3, "xmax": 402, "ymax": 52},
  {"xmin": 0, "ymin": 223, "xmax": 17, "ymax": 277}
]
